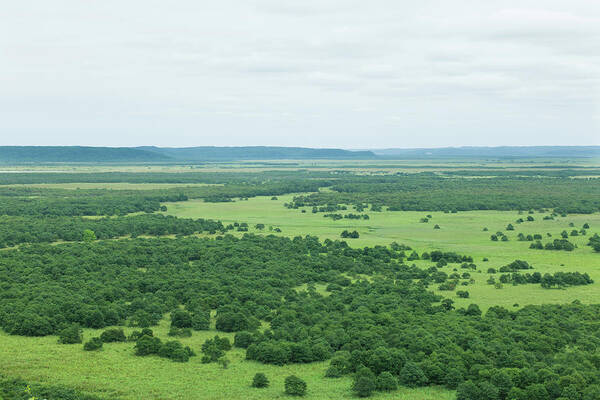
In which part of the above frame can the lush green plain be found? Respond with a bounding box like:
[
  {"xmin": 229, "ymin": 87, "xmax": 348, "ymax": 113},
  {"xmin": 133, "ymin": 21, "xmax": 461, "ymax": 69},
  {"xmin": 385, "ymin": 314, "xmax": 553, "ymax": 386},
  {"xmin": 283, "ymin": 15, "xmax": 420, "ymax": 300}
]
[
  {"xmin": 1, "ymin": 163, "xmax": 599, "ymax": 400},
  {"xmin": 0, "ymin": 317, "xmax": 452, "ymax": 400},
  {"xmin": 164, "ymin": 194, "xmax": 600, "ymax": 310}
]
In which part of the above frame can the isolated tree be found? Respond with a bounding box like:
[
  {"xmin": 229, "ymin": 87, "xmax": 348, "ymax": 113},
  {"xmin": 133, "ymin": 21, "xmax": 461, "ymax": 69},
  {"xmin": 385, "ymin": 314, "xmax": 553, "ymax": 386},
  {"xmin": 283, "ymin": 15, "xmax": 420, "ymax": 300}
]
[
  {"xmin": 100, "ymin": 328, "xmax": 126, "ymax": 343},
  {"xmin": 252, "ymin": 373, "xmax": 269, "ymax": 388},
  {"xmin": 83, "ymin": 337, "xmax": 103, "ymax": 351},
  {"xmin": 58, "ymin": 324, "xmax": 82, "ymax": 344},
  {"xmin": 284, "ymin": 375, "xmax": 307, "ymax": 396}
]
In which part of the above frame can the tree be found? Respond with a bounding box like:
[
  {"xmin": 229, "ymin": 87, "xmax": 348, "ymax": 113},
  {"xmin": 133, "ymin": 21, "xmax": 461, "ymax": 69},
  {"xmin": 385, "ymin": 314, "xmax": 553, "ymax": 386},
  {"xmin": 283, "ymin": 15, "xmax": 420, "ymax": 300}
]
[
  {"xmin": 191, "ymin": 312, "xmax": 210, "ymax": 330},
  {"xmin": 100, "ymin": 328, "xmax": 126, "ymax": 343},
  {"xmin": 399, "ymin": 361, "xmax": 427, "ymax": 388},
  {"xmin": 215, "ymin": 312, "xmax": 250, "ymax": 332},
  {"xmin": 524, "ymin": 384, "xmax": 549, "ymax": 400},
  {"xmin": 352, "ymin": 367, "xmax": 376, "ymax": 397},
  {"xmin": 584, "ymin": 384, "xmax": 600, "ymax": 400},
  {"xmin": 444, "ymin": 368, "xmax": 463, "ymax": 389},
  {"xmin": 376, "ymin": 371, "xmax": 398, "ymax": 391},
  {"xmin": 252, "ymin": 373, "xmax": 269, "ymax": 388},
  {"xmin": 456, "ymin": 381, "xmax": 479, "ymax": 400},
  {"xmin": 83, "ymin": 337, "xmax": 103, "ymax": 351},
  {"xmin": 284, "ymin": 375, "xmax": 307, "ymax": 396},
  {"xmin": 465, "ymin": 304, "xmax": 482, "ymax": 317},
  {"xmin": 170, "ymin": 310, "xmax": 193, "ymax": 328},
  {"xmin": 234, "ymin": 331, "xmax": 255, "ymax": 348},
  {"xmin": 490, "ymin": 370, "xmax": 513, "ymax": 399},
  {"xmin": 82, "ymin": 229, "xmax": 96, "ymax": 242},
  {"xmin": 354, "ymin": 376, "xmax": 376, "ymax": 397},
  {"xmin": 58, "ymin": 324, "xmax": 82, "ymax": 344},
  {"xmin": 134, "ymin": 335, "xmax": 162, "ymax": 356}
]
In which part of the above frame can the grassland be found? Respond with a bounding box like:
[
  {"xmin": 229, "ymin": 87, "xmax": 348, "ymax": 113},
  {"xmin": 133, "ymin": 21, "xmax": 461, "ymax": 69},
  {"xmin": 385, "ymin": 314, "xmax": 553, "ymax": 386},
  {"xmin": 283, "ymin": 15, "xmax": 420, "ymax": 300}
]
[
  {"xmin": 163, "ymin": 194, "xmax": 600, "ymax": 310},
  {"xmin": 0, "ymin": 317, "xmax": 452, "ymax": 400}
]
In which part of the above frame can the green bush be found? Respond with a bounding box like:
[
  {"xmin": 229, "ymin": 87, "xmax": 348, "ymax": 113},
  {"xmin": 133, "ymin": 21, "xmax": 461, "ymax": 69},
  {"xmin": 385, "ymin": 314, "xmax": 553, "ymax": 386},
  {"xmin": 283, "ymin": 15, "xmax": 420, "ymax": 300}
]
[
  {"xmin": 100, "ymin": 328, "xmax": 126, "ymax": 343},
  {"xmin": 57, "ymin": 324, "xmax": 82, "ymax": 344},
  {"xmin": 252, "ymin": 373, "xmax": 269, "ymax": 388},
  {"xmin": 284, "ymin": 375, "xmax": 307, "ymax": 396},
  {"xmin": 83, "ymin": 337, "xmax": 103, "ymax": 351}
]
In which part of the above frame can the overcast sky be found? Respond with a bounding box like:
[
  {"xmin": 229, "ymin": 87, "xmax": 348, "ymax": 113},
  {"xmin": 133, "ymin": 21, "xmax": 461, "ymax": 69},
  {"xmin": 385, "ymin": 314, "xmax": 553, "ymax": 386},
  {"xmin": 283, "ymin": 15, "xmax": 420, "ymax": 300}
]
[{"xmin": 1, "ymin": 0, "xmax": 599, "ymax": 148}]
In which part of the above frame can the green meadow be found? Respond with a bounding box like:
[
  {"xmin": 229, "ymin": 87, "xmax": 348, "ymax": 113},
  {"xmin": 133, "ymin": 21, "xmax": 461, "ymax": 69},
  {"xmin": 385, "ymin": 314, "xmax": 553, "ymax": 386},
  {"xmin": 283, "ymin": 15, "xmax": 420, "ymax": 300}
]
[
  {"xmin": 0, "ymin": 317, "xmax": 452, "ymax": 400},
  {"xmin": 164, "ymin": 194, "xmax": 600, "ymax": 310}
]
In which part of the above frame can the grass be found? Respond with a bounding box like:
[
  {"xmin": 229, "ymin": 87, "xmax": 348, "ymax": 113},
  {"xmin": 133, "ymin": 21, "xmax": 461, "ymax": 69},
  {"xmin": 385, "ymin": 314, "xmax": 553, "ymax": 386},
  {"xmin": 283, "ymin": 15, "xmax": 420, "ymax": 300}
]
[
  {"xmin": 0, "ymin": 319, "xmax": 452, "ymax": 400},
  {"xmin": 163, "ymin": 194, "xmax": 600, "ymax": 310}
]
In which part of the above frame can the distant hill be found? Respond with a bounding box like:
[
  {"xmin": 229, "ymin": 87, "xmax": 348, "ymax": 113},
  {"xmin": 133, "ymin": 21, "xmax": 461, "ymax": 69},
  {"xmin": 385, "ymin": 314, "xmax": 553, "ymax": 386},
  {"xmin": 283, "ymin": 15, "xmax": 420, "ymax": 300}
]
[
  {"xmin": 0, "ymin": 146, "xmax": 375, "ymax": 163},
  {"xmin": 136, "ymin": 146, "xmax": 376, "ymax": 161},
  {"xmin": 372, "ymin": 146, "xmax": 600, "ymax": 159},
  {"xmin": 0, "ymin": 145, "xmax": 597, "ymax": 163},
  {"xmin": 0, "ymin": 146, "xmax": 169, "ymax": 163}
]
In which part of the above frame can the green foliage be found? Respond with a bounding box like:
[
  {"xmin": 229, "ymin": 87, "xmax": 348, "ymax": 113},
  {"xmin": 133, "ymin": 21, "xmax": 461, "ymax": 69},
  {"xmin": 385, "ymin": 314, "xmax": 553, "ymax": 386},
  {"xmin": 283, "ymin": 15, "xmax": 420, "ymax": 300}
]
[
  {"xmin": 284, "ymin": 375, "xmax": 307, "ymax": 396},
  {"xmin": 399, "ymin": 361, "xmax": 428, "ymax": 388},
  {"xmin": 99, "ymin": 329, "xmax": 126, "ymax": 343},
  {"xmin": 83, "ymin": 337, "xmax": 103, "ymax": 351},
  {"xmin": 57, "ymin": 324, "xmax": 82, "ymax": 344},
  {"xmin": 251, "ymin": 373, "xmax": 269, "ymax": 388},
  {"xmin": 375, "ymin": 371, "xmax": 398, "ymax": 391}
]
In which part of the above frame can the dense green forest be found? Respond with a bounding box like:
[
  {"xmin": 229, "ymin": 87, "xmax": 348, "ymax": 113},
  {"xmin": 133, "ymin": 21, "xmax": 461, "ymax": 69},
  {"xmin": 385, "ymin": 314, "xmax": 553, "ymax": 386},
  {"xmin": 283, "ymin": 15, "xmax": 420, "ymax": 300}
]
[
  {"xmin": 288, "ymin": 174, "xmax": 600, "ymax": 213},
  {"xmin": 2, "ymin": 235, "xmax": 600, "ymax": 399},
  {"xmin": 0, "ymin": 214, "xmax": 227, "ymax": 248}
]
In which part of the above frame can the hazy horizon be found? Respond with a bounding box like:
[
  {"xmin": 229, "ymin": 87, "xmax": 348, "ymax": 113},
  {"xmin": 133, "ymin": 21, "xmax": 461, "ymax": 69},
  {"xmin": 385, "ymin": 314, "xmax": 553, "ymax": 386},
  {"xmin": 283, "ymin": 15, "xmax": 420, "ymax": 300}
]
[{"xmin": 2, "ymin": 1, "xmax": 599, "ymax": 148}]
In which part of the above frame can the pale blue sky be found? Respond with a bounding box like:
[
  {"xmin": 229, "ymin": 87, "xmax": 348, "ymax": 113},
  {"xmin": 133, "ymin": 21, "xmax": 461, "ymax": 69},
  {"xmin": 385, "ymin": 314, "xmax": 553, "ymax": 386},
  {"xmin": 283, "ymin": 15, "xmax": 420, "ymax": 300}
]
[{"xmin": 1, "ymin": 0, "xmax": 599, "ymax": 148}]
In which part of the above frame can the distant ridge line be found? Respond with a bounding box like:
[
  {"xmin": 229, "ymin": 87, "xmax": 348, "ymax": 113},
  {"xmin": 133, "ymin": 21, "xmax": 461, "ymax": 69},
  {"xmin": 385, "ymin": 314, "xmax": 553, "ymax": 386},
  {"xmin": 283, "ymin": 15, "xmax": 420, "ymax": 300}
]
[{"xmin": 0, "ymin": 145, "xmax": 597, "ymax": 163}]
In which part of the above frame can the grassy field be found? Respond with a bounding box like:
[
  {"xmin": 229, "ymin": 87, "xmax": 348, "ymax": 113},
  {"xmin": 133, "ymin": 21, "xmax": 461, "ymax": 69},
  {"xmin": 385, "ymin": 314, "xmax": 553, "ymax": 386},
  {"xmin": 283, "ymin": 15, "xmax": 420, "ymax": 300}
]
[
  {"xmin": 0, "ymin": 317, "xmax": 452, "ymax": 400},
  {"xmin": 164, "ymin": 194, "xmax": 600, "ymax": 310}
]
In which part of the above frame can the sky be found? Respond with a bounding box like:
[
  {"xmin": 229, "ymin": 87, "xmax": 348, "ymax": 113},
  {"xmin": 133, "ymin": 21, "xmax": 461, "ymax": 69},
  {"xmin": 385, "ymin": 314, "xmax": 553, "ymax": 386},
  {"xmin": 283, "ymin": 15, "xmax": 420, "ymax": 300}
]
[{"xmin": 1, "ymin": 0, "xmax": 599, "ymax": 148}]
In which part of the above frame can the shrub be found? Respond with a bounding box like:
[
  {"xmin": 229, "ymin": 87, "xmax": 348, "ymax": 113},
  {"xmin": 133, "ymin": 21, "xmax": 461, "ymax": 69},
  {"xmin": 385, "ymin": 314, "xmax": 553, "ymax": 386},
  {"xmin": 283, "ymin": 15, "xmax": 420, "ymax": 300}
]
[
  {"xmin": 399, "ymin": 361, "xmax": 427, "ymax": 387},
  {"xmin": 252, "ymin": 373, "xmax": 269, "ymax": 388},
  {"xmin": 191, "ymin": 311, "xmax": 210, "ymax": 330},
  {"xmin": 376, "ymin": 371, "xmax": 398, "ymax": 391},
  {"xmin": 354, "ymin": 376, "xmax": 376, "ymax": 397},
  {"xmin": 234, "ymin": 331, "xmax": 255, "ymax": 348},
  {"xmin": 170, "ymin": 310, "xmax": 193, "ymax": 328},
  {"xmin": 83, "ymin": 337, "xmax": 103, "ymax": 351},
  {"xmin": 284, "ymin": 375, "xmax": 307, "ymax": 396},
  {"xmin": 134, "ymin": 335, "xmax": 162, "ymax": 356},
  {"xmin": 58, "ymin": 324, "xmax": 82, "ymax": 344},
  {"xmin": 168, "ymin": 327, "xmax": 192, "ymax": 337},
  {"xmin": 100, "ymin": 328, "xmax": 126, "ymax": 343}
]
